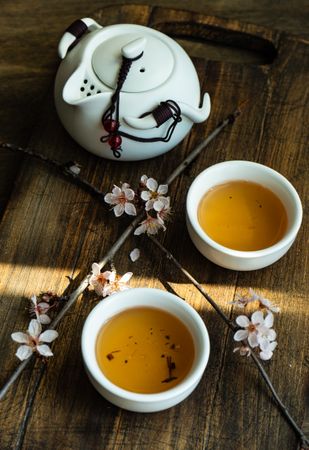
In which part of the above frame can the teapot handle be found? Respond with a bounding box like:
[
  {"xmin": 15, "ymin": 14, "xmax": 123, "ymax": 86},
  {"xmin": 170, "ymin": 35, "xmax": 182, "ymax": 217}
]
[{"xmin": 58, "ymin": 18, "xmax": 102, "ymax": 59}]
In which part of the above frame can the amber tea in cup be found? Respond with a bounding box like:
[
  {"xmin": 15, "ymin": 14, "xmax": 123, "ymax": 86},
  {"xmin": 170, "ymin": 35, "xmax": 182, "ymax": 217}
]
[
  {"xmin": 96, "ymin": 307, "xmax": 195, "ymax": 394},
  {"xmin": 198, "ymin": 180, "xmax": 288, "ymax": 251}
]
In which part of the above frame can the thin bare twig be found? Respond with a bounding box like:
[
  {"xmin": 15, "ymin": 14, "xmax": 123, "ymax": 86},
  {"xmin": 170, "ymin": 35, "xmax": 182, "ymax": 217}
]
[
  {"xmin": 148, "ymin": 234, "xmax": 309, "ymax": 448},
  {"xmin": 0, "ymin": 105, "xmax": 242, "ymax": 401}
]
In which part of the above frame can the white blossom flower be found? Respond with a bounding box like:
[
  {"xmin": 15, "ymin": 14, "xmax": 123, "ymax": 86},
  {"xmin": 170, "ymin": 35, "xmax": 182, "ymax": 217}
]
[
  {"xmin": 89, "ymin": 263, "xmax": 111, "ymax": 296},
  {"xmin": 259, "ymin": 340, "xmax": 278, "ymax": 360},
  {"xmin": 29, "ymin": 295, "xmax": 51, "ymax": 324},
  {"xmin": 249, "ymin": 288, "xmax": 280, "ymax": 313},
  {"xmin": 134, "ymin": 214, "xmax": 166, "ymax": 235},
  {"xmin": 233, "ymin": 345, "xmax": 252, "ymax": 357},
  {"xmin": 89, "ymin": 264, "xmax": 133, "ymax": 297},
  {"xmin": 104, "ymin": 183, "xmax": 136, "ymax": 217},
  {"xmin": 11, "ymin": 319, "xmax": 58, "ymax": 360},
  {"xmin": 140, "ymin": 177, "xmax": 168, "ymax": 211},
  {"xmin": 130, "ymin": 248, "xmax": 140, "ymax": 262},
  {"xmin": 102, "ymin": 271, "xmax": 133, "ymax": 297},
  {"xmin": 234, "ymin": 310, "xmax": 275, "ymax": 348}
]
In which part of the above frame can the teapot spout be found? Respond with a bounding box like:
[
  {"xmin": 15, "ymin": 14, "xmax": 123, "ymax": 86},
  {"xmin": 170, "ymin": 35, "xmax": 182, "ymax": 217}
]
[
  {"xmin": 62, "ymin": 66, "xmax": 111, "ymax": 106},
  {"xmin": 178, "ymin": 93, "xmax": 211, "ymax": 123}
]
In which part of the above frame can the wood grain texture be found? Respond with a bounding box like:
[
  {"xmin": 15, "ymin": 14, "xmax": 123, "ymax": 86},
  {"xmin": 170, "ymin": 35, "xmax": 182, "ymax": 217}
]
[
  {"xmin": 0, "ymin": 4, "xmax": 308, "ymax": 450},
  {"xmin": 0, "ymin": 0, "xmax": 308, "ymax": 211}
]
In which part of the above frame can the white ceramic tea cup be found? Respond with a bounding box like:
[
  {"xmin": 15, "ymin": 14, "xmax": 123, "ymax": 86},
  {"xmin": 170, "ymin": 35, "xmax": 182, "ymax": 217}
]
[
  {"xmin": 186, "ymin": 160, "xmax": 302, "ymax": 271},
  {"xmin": 81, "ymin": 287, "xmax": 210, "ymax": 412}
]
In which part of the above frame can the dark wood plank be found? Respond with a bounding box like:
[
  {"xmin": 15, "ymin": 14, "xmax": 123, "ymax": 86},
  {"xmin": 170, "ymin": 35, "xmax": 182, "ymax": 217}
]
[{"xmin": 0, "ymin": 4, "xmax": 308, "ymax": 450}]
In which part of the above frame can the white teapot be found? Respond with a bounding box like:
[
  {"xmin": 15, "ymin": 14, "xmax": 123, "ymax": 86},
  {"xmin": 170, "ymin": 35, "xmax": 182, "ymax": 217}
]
[{"xmin": 54, "ymin": 18, "xmax": 211, "ymax": 161}]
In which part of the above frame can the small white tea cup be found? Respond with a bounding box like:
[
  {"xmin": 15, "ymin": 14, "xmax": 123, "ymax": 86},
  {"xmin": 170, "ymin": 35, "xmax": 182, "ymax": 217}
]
[
  {"xmin": 186, "ymin": 160, "xmax": 303, "ymax": 271},
  {"xmin": 81, "ymin": 287, "xmax": 210, "ymax": 412}
]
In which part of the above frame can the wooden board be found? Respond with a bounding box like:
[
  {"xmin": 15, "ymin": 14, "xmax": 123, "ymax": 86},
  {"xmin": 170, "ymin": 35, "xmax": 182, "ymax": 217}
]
[{"xmin": 0, "ymin": 5, "xmax": 308, "ymax": 450}]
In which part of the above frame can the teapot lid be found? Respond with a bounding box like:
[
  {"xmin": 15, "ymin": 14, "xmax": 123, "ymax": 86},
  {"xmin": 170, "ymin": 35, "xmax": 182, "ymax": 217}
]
[{"xmin": 92, "ymin": 32, "xmax": 174, "ymax": 93}]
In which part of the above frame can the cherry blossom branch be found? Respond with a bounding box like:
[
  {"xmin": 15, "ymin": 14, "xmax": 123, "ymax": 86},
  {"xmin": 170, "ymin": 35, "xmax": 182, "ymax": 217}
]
[
  {"xmin": 148, "ymin": 234, "xmax": 309, "ymax": 448},
  {"xmin": 0, "ymin": 105, "xmax": 243, "ymax": 402}
]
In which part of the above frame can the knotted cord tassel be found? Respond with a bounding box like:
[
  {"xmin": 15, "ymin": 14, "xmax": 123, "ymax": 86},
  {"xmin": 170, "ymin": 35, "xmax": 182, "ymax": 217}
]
[{"xmin": 101, "ymin": 52, "xmax": 143, "ymax": 158}]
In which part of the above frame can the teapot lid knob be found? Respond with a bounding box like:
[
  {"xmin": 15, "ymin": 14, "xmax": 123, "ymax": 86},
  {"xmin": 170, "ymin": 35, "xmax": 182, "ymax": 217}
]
[{"xmin": 121, "ymin": 37, "xmax": 146, "ymax": 59}]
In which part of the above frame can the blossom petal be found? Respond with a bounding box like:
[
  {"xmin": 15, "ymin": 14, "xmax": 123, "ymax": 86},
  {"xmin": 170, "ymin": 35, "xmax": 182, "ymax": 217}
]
[
  {"xmin": 134, "ymin": 224, "xmax": 146, "ymax": 235},
  {"xmin": 123, "ymin": 188, "xmax": 135, "ymax": 201},
  {"xmin": 268, "ymin": 341, "xmax": 278, "ymax": 352},
  {"xmin": 147, "ymin": 224, "xmax": 160, "ymax": 235},
  {"xmin": 260, "ymin": 339, "xmax": 277, "ymax": 352},
  {"xmin": 267, "ymin": 328, "xmax": 277, "ymax": 341},
  {"xmin": 140, "ymin": 190, "xmax": 151, "ymax": 201},
  {"xmin": 38, "ymin": 302, "xmax": 50, "ymax": 312},
  {"xmin": 104, "ymin": 193, "xmax": 114, "ymax": 204},
  {"xmin": 140, "ymin": 175, "xmax": 148, "ymax": 185},
  {"xmin": 91, "ymin": 262, "xmax": 101, "ymax": 276},
  {"xmin": 145, "ymin": 199, "xmax": 154, "ymax": 211},
  {"xmin": 124, "ymin": 202, "xmax": 137, "ymax": 216},
  {"xmin": 248, "ymin": 333, "xmax": 259, "ymax": 348},
  {"xmin": 102, "ymin": 270, "xmax": 113, "ymax": 281},
  {"xmin": 259, "ymin": 341, "xmax": 277, "ymax": 360},
  {"xmin": 251, "ymin": 310, "xmax": 264, "ymax": 325},
  {"xmin": 28, "ymin": 319, "xmax": 42, "ymax": 338},
  {"xmin": 153, "ymin": 199, "xmax": 165, "ymax": 212},
  {"xmin": 69, "ymin": 164, "xmax": 81, "ymax": 175},
  {"xmin": 260, "ymin": 297, "xmax": 271, "ymax": 308},
  {"xmin": 264, "ymin": 312, "xmax": 274, "ymax": 328},
  {"xmin": 260, "ymin": 349, "xmax": 273, "ymax": 360},
  {"xmin": 130, "ymin": 248, "xmax": 140, "ymax": 262},
  {"xmin": 112, "ymin": 185, "xmax": 121, "ymax": 196},
  {"xmin": 120, "ymin": 272, "xmax": 133, "ymax": 283},
  {"xmin": 37, "ymin": 344, "xmax": 53, "ymax": 357},
  {"xmin": 240, "ymin": 346, "xmax": 251, "ymax": 357},
  {"xmin": 11, "ymin": 332, "xmax": 29, "ymax": 344},
  {"xmin": 119, "ymin": 285, "xmax": 130, "ymax": 292},
  {"xmin": 102, "ymin": 285, "xmax": 113, "ymax": 297},
  {"xmin": 30, "ymin": 295, "xmax": 37, "ymax": 305},
  {"xmin": 259, "ymin": 340, "xmax": 269, "ymax": 351},
  {"xmin": 157, "ymin": 215, "xmax": 165, "ymax": 226},
  {"xmin": 107, "ymin": 271, "xmax": 116, "ymax": 282},
  {"xmin": 233, "ymin": 329, "xmax": 248, "ymax": 341},
  {"xmin": 248, "ymin": 288, "xmax": 259, "ymax": 300},
  {"xmin": 156, "ymin": 196, "xmax": 170, "ymax": 211},
  {"xmin": 114, "ymin": 203, "xmax": 125, "ymax": 217},
  {"xmin": 39, "ymin": 329, "xmax": 58, "ymax": 343},
  {"xmin": 234, "ymin": 345, "xmax": 251, "ymax": 357},
  {"xmin": 16, "ymin": 345, "xmax": 33, "ymax": 361},
  {"xmin": 38, "ymin": 314, "xmax": 51, "ymax": 325},
  {"xmin": 235, "ymin": 315, "xmax": 250, "ymax": 328},
  {"xmin": 146, "ymin": 178, "xmax": 158, "ymax": 191},
  {"xmin": 157, "ymin": 184, "xmax": 168, "ymax": 195}
]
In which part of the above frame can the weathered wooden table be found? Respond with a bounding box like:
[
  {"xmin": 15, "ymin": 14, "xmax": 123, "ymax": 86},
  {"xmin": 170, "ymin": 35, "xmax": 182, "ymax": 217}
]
[{"xmin": 0, "ymin": 3, "xmax": 308, "ymax": 450}]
